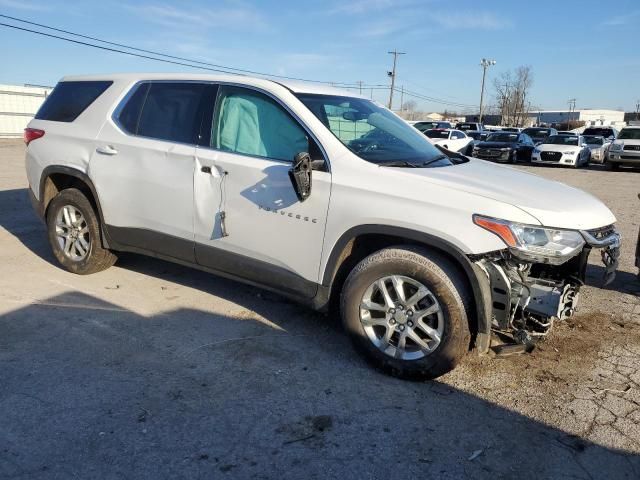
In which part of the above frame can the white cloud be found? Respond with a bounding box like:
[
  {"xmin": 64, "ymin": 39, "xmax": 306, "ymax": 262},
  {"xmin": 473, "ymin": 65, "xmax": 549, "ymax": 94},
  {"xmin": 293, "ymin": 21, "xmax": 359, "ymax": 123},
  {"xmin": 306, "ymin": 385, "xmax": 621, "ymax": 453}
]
[
  {"xmin": 328, "ymin": 0, "xmax": 397, "ymax": 15},
  {"xmin": 0, "ymin": 0, "xmax": 47, "ymax": 10},
  {"xmin": 129, "ymin": 2, "xmax": 271, "ymax": 32},
  {"xmin": 428, "ymin": 11, "xmax": 512, "ymax": 30},
  {"xmin": 602, "ymin": 10, "xmax": 640, "ymax": 26}
]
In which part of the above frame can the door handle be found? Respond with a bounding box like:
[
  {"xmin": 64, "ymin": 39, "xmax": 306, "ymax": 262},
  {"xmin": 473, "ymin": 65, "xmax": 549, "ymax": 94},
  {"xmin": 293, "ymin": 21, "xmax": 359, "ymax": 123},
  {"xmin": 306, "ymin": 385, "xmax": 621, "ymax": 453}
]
[
  {"xmin": 96, "ymin": 145, "xmax": 118, "ymax": 156},
  {"xmin": 201, "ymin": 166, "xmax": 212, "ymax": 174}
]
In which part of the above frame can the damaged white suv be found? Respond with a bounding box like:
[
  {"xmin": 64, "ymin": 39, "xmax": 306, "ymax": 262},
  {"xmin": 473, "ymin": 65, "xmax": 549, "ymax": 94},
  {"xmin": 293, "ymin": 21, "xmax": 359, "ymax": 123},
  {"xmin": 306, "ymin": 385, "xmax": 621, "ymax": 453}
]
[{"xmin": 25, "ymin": 74, "xmax": 621, "ymax": 379}]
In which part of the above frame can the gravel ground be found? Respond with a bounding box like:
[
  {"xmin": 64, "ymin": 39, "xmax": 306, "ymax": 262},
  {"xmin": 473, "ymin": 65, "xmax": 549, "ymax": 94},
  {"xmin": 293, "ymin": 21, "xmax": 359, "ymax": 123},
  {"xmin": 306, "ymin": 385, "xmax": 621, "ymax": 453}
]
[{"xmin": 1, "ymin": 139, "xmax": 639, "ymax": 479}]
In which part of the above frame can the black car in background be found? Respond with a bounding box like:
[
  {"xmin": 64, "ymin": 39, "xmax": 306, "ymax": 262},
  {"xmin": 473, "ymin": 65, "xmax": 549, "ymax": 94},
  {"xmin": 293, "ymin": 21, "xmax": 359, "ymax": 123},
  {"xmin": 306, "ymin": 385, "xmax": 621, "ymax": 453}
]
[
  {"xmin": 522, "ymin": 127, "xmax": 558, "ymax": 145},
  {"xmin": 472, "ymin": 131, "xmax": 536, "ymax": 163}
]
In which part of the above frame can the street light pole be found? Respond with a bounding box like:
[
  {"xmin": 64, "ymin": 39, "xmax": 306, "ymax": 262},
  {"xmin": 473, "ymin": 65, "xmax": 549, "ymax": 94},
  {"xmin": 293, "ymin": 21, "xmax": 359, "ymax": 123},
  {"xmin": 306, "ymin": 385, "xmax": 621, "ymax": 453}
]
[{"xmin": 478, "ymin": 58, "xmax": 496, "ymax": 124}]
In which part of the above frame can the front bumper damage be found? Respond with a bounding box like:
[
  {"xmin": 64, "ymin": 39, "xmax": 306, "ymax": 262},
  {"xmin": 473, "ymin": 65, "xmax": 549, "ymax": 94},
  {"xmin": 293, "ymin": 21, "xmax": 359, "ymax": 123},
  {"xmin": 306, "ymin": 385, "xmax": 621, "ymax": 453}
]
[{"xmin": 473, "ymin": 225, "xmax": 620, "ymax": 347}]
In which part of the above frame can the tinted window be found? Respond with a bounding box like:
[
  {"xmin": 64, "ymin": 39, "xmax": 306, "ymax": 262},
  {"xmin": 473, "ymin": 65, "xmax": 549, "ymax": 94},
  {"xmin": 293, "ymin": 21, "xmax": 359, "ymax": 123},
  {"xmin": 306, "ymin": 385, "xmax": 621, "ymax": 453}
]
[
  {"xmin": 137, "ymin": 82, "xmax": 208, "ymax": 144},
  {"xmin": 522, "ymin": 128, "xmax": 552, "ymax": 139},
  {"xmin": 456, "ymin": 123, "xmax": 479, "ymax": 131},
  {"xmin": 452, "ymin": 131, "xmax": 465, "ymax": 139},
  {"xmin": 487, "ymin": 133, "xmax": 519, "ymax": 142},
  {"xmin": 425, "ymin": 130, "xmax": 450, "ymax": 139},
  {"xmin": 35, "ymin": 81, "xmax": 112, "ymax": 122},
  {"xmin": 583, "ymin": 127, "xmax": 615, "ymax": 138},
  {"xmin": 117, "ymin": 83, "xmax": 150, "ymax": 134},
  {"xmin": 212, "ymin": 86, "xmax": 309, "ymax": 162},
  {"xmin": 544, "ymin": 135, "xmax": 579, "ymax": 145},
  {"xmin": 618, "ymin": 128, "xmax": 640, "ymax": 140}
]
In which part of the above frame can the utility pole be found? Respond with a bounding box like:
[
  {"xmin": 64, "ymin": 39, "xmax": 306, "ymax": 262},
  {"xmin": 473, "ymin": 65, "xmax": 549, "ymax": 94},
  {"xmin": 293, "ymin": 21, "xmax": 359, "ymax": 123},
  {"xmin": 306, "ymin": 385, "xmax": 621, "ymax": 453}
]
[
  {"xmin": 400, "ymin": 85, "xmax": 404, "ymax": 112},
  {"xmin": 479, "ymin": 58, "xmax": 496, "ymax": 124},
  {"xmin": 636, "ymin": 99, "xmax": 640, "ymax": 121},
  {"xmin": 387, "ymin": 50, "xmax": 406, "ymax": 110},
  {"xmin": 567, "ymin": 98, "xmax": 576, "ymax": 128},
  {"xmin": 356, "ymin": 80, "xmax": 363, "ymax": 95}
]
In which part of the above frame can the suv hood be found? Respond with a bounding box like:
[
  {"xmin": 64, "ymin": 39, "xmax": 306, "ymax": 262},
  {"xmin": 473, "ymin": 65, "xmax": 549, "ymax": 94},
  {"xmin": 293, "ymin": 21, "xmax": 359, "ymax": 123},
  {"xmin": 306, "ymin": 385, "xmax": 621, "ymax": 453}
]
[{"xmin": 398, "ymin": 159, "xmax": 615, "ymax": 230}]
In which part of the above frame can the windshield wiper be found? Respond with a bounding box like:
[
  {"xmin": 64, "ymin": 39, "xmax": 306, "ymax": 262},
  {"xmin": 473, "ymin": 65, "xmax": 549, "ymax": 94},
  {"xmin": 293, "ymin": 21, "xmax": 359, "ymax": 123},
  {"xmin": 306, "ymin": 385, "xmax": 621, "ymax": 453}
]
[
  {"xmin": 422, "ymin": 155, "xmax": 449, "ymax": 167},
  {"xmin": 378, "ymin": 160, "xmax": 420, "ymax": 168}
]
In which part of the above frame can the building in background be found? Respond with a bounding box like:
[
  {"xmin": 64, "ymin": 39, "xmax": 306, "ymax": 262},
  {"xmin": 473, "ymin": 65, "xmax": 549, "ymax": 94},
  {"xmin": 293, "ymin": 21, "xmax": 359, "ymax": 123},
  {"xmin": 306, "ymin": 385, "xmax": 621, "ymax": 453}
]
[
  {"xmin": 0, "ymin": 84, "xmax": 52, "ymax": 138},
  {"xmin": 526, "ymin": 109, "xmax": 625, "ymax": 128}
]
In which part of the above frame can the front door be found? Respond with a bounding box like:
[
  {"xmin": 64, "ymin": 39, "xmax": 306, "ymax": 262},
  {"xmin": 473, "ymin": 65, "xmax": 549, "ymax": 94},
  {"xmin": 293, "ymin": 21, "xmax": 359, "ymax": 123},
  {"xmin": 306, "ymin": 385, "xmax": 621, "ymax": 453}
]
[{"xmin": 193, "ymin": 85, "xmax": 331, "ymax": 298}]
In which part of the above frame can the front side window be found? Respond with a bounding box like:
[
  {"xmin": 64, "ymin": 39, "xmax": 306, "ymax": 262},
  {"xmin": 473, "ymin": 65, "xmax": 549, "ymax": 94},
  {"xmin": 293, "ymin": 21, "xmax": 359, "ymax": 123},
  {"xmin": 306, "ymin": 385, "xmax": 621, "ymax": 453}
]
[
  {"xmin": 297, "ymin": 94, "xmax": 451, "ymax": 167},
  {"xmin": 36, "ymin": 81, "xmax": 112, "ymax": 122},
  {"xmin": 212, "ymin": 86, "xmax": 308, "ymax": 162}
]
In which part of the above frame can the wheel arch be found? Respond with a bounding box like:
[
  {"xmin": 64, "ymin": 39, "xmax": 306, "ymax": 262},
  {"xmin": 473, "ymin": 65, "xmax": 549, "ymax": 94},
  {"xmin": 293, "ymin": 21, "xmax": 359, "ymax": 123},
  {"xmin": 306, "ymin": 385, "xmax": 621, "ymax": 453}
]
[
  {"xmin": 39, "ymin": 166, "xmax": 110, "ymax": 248},
  {"xmin": 320, "ymin": 225, "xmax": 492, "ymax": 353}
]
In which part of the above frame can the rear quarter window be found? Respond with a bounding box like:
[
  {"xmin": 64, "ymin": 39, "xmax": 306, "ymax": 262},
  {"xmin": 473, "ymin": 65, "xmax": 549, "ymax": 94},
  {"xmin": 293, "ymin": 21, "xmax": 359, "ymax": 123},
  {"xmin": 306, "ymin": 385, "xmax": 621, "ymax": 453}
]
[{"xmin": 35, "ymin": 81, "xmax": 112, "ymax": 122}]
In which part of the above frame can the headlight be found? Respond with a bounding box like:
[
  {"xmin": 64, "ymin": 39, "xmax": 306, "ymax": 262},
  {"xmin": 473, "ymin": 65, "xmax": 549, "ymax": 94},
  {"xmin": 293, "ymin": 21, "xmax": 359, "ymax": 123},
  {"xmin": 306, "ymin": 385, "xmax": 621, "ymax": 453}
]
[
  {"xmin": 610, "ymin": 143, "xmax": 623, "ymax": 151},
  {"xmin": 500, "ymin": 147, "xmax": 511, "ymax": 151},
  {"xmin": 473, "ymin": 215, "xmax": 585, "ymax": 265}
]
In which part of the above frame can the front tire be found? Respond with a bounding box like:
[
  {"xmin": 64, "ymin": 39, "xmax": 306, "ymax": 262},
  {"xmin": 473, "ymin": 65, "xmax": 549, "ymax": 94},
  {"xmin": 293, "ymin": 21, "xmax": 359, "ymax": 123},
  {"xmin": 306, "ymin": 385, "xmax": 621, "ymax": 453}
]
[
  {"xmin": 341, "ymin": 246, "xmax": 471, "ymax": 380},
  {"xmin": 46, "ymin": 188, "xmax": 117, "ymax": 275}
]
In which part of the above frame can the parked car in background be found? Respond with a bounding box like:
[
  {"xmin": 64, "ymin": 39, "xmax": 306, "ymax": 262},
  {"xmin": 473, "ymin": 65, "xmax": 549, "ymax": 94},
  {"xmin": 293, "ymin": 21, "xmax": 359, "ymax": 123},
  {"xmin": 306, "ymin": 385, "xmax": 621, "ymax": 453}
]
[
  {"xmin": 583, "ymin": 126, "xmax": 618, "ymax": 142},
  {"xmin": 582, "ymin": 135, "xmax": 610, "ymax": 164},
  {"xmin": 531, "ymin": 135, "xmax": 590, "ymax": 167},
  {"xmin": 423, "ymin": 128, "xmax": 473, "ymax": 154},
  {"xmin": 500, "ymin": 127, "xmax": 522, "ymax": 133},
  {"xmin": 557, "ymin": 131, "xmax": 578, "ymax": 136},
  {"xmin": 522, "ymin": 127, "xmax": 559, "ymax": 145},
  {"xmin": 455, "ymin": 122, "xmax": 485, "ymax": 132},
  {"xmin": 472, "ymin": 131, "xmax": 535, "ymax": 163},
  {"xmin": 410, "ymin": 120, "xmax": 453, "ymax": 132},
  {"xmin": 607, "ymin": 126, "xmax": 640, "ymax": 170},
  {"xmin": 466, "ymin": 130, "xmax": 489, "ymax": 147}
]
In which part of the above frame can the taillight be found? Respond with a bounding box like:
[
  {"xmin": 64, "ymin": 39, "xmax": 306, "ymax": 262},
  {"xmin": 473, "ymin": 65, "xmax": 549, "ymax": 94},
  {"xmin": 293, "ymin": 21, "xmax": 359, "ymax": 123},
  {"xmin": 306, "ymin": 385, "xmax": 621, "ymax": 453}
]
[{"xmin": 24, "ymin": 128, "xmax": 45, "ymax": 145}]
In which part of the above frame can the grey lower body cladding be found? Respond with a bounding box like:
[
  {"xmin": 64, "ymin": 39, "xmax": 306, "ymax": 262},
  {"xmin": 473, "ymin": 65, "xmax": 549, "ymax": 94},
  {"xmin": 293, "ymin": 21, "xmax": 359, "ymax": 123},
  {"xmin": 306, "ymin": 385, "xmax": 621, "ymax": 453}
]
[{"xmin": 473, "ymin": 237, "xmax": 619, "ymax": 345}]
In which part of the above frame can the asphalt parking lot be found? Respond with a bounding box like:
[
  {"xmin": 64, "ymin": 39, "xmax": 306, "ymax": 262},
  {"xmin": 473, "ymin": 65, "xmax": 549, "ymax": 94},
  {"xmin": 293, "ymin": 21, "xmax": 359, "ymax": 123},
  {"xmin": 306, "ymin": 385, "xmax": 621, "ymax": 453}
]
[{"xmin": 1, "ymin": 139, "xmax": 639, "ymax": 479}]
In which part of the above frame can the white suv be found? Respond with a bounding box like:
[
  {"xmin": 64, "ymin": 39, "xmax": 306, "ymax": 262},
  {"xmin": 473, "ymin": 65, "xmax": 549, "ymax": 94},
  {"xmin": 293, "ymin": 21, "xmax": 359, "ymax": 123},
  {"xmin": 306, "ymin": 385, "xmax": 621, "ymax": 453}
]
[{"xmin": 25, "ymin": 74, "xmax": 621, "ymax": 379}]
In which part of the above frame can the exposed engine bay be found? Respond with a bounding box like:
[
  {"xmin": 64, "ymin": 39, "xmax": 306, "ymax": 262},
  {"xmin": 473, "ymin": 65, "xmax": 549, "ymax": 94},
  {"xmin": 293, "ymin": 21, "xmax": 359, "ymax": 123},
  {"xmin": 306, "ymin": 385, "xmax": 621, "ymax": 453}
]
[{"xmin": 474, "ymin": 225, "xmax": 620, "ymax": 347}]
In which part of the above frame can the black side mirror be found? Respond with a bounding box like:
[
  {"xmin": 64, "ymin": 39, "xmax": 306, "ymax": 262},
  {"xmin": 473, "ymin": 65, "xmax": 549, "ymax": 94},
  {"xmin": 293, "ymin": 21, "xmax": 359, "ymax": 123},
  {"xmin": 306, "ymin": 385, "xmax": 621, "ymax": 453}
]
[{"xmin": 289, "ymin": 152, "xmax": 312, "ymax": 202}]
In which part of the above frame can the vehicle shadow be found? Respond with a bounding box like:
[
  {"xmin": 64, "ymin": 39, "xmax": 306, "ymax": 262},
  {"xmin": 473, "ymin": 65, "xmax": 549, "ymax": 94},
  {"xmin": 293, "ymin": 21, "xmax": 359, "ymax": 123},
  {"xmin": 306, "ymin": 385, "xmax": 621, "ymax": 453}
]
[
  {"xmin": 1, "ymin": 291, "xmax": 639, "ymax": 480},
  {"xmin": 587, "ymin": 264, "xmax": 640, "ymax": 295}
]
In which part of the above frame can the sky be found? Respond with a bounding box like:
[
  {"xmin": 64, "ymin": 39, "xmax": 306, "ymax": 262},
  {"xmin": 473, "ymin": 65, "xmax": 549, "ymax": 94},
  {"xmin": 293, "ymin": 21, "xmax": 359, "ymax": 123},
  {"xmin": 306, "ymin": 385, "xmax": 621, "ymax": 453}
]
[{"xmin": 0, "ymin": 0, "xmax": 639, "ymax": 113}]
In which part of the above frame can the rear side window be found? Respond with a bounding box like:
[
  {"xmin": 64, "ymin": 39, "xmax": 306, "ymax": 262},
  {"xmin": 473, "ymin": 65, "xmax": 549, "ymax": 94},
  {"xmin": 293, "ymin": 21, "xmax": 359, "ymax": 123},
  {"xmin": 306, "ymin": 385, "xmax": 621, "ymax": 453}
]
[
  {"xmin": 136, "ymin": 82, "xmax": 208, "ymax": 144},
  {"xmin": 35, "ymin": 81, "xmax": 112, "ymax": 122},
  {"xmin": 117, "ymin": 83, "xmax": 150, "ymax": 134}
]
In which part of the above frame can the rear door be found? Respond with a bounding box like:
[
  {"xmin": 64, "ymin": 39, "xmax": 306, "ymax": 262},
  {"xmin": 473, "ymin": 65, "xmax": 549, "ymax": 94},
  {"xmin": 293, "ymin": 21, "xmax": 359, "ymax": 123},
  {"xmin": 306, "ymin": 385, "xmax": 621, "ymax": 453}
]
[
  {"xmin": 193, "ymin": 85, "xmax": 331, "ymax": 298},
  {"xmin": 91, "ymin": 81, "xmax": 211, "ymax": 261}
]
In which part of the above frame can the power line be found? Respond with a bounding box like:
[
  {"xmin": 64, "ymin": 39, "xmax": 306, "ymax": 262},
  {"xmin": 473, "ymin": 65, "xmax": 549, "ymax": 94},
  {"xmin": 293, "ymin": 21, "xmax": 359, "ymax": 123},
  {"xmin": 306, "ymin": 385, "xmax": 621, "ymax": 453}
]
[
  {"xmin": 0, "ymin": 14, "xmax": 478, "ymax": 109},
  {"xmin": 0, "ymin": 15, "xmax": 363, "ymax": 86}
]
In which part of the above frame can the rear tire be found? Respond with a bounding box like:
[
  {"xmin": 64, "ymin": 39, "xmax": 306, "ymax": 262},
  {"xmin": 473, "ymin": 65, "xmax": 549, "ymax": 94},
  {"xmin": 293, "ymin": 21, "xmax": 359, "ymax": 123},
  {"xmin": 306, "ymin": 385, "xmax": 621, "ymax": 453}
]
[
  {"xmin": 46, "ymin": 188, "xmax": 117, "ymax": 275},
  {"xmin": 341, "ymin": 246, "xmax": 471, "ymax": 380}
]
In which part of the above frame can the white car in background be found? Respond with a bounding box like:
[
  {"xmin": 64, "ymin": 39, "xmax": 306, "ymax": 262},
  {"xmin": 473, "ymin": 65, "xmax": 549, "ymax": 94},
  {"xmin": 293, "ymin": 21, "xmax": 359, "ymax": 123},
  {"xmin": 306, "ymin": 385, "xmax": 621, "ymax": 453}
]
[
  {"xmin": 531, "ymin": 134, "xmax": 591, "ymax": 167},
  {"xmin": 607, "ymin": 126, "xmax": 640, "ymax": 170},
  {"xmin": 582, "ymin": 135, "xmax": 610, "ymax": 164},
  {"xmin": 423, "ymin": 128, "xmax": 473, "ymax": 154}
]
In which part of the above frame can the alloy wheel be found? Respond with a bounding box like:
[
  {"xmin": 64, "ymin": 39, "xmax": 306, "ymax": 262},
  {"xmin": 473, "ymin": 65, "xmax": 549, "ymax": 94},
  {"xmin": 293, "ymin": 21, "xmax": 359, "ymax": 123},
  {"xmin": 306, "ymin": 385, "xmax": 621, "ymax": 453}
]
[
  {"xmin": 55, "ymin": 205, "xmax": 91, "ymax": 261},
  {"xmin": 359, "ymin": 275, "xmax": 444, "ymax": 360}
]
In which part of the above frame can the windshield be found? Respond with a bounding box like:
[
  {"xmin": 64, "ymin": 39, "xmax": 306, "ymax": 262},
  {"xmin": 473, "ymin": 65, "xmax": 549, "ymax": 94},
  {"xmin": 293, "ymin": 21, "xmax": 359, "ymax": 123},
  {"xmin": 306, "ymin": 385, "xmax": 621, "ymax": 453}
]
[
  {"xmin": 486, "ymin": 133, "xmax": 519, "ymax": 143},
  {"xmin": 583, "ymin": 128, "xmax": 614, "ymax": 137},
  {"xmin": 413, "ymin": 121, "xmax": 439, "ymax": 131},
  {"xmin": 424, "ymin": 129, "xmax": 450, "ymax": 139},
  {"xmin": 523, "ymin": 128, "xmax": 551, "ymax": 139},
  {"xmin": 618, "ymin": 128, "xmax": 640, "ymax": 140},
  {"xmin": 544, "ymin": 135, "xmax": 579, "ymax": 145},
  {"xmin": 296, "ymin": 94, "xmax": 452, "ymax": 167},
  {"xmin": 582, "ymin": 135, "xmax": 604, "ymax": 145}
]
